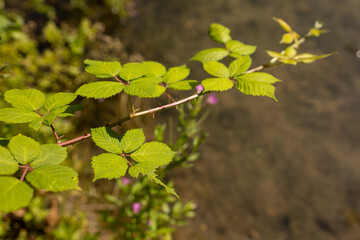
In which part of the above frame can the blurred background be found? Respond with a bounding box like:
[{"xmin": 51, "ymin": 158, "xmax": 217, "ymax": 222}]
[{"xmin": 1, "ymin": 0, "xmax": 359, "ymax": 239}]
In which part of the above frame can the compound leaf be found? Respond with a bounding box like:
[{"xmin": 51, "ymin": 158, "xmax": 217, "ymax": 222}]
[
  {"xmin": 30, "ymin": 144, "xmax": 67, "ymax": 168},
  {"xmin": 203, "ymin": 61, "xmax": 229, "ymax": 78},
  {"xmin": 236, "ymin": 72, "xmax": 281, "ymax": 101},
  {"xmin": 163, "ymin": 65, "xmax": 190, "ymax": 84},
  {"xmin": 91, "ymin": 127, "xmax": 122, "ymax": 154},
  {"xmin": 120, "ymin": 129, "xmax": 145, "ymax": 153},
  {"xmin": 202, "ymin": 78, "xmax": 233, "ymax": 92},
  {"xmin": 143, "ymin": 61, "xmax": 166, "ymax": 77},
  {"xmin": 229, "ymin": 55, "xmax": 252, "ymax": 77},
  {"xmin": 226, "ymin": 40, "xmax": 257, "ymax": 56},
  {"xmin": 84, "ymin": 59, "xmax": 121, "ymax": 78},
  {"xmin": 0, "ymin": 177, "xmax": 33, "ymax": 213},
  {"xmin": 91, "ymin": 153, "xmax": 128, "ymax": 181},
  {"xmin": 26, "ymin": 165, "xmax": 79, "ymax": 192},
  {"xmin": 4, "ymin": 89, "xmax": 45, "ymax": 110},
  {"xmin": 120, "ymin": 63, "xmax": 148, "ymax": 81},
  {"xmin": 8, "ymin": 135, "xmax": 40, "ymax": 165},
  {"xmin": 130, "ymin": 142, "xmax": 175, "ymax": 166},
  {"xmin": 75, "ymin": 81, "xmax": 125, "ymax": 99},
  {"xmin": 0, "ymin": 146, "xmax": 18, "ymax": 175},
  {"xmin": 208, "ymin": 23, "xmax": 231, "ymax": 43},
  {"xmin": 124, "ymin": 81, "xmax": 157, "ymax": 98},
  {"xmin": 167, "ymin": 80, "xmax": 198, "ymax": 90},
  {"xmin": 190, "ymin": 48, "xmax": 228, "ymax": 63},
  {"xmin": 44, "ymin": 93, "xmax": 77, "ymax": 111},
  {"xmin": 0, "ymin": 108, "xmax": 40, "ymax": 123}
]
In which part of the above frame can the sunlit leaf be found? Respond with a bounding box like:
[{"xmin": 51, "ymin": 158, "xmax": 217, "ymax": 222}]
[
  {"xmin": 75, "ymin": 81, "xmax": 125, "ymax": 99},
  {"xmin": 190, "ymin": 48, "xmax": 228, "ymax": 63},
  {"xmin": 202, "ymin": 78, "xmax": 233, "ymax": 92},
  {"xmin": 208, "ymin": 23, "xmax": 231, "ymax": 43},
  {"xmin": 8, "ymin": 135, "xmax": 40, "ymax": 165},
  {"xmin": 91, "ymin": 153, "xmax": 128, "ymax": 181},
  {"xmin": 0, "ymin": 177, "xmax": 33, "ymax": 212},
  {"xmin": 84, "ymin": 59, "xmax": 121, "ymax": 78},
  {"xmin": 0, "ymin": 146, "xmax": 18, "ymax": 175},
  {"xmin": 4, "ymin": 89, "xmax": 45, "ymax": 110}
]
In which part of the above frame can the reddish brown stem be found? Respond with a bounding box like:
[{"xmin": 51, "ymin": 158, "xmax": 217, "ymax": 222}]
[
  {"xmin": 20, "ymin": 165, "xmax": 32, "ymax": 181},
  {"xmin": 51, "ymin": 125, "xmax": 61, "ymax": 143},
  {"xmin": 121, "ymin": 153, "xmax": 133, "ymax": 167}
]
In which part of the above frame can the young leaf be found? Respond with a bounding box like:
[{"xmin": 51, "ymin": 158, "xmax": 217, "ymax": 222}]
[
  {"xmin": 44, "ymin": 92, "xmax": 77, "ymax": 111},
  {"xmin": 143, "ymin": 61, "xmax": 166, "ymax": 77},
  {"xmin": 28, "ymin": 119, "xmax": 43, "ymax": 131},
  {"xmin": 273, "ymin": 17, "xmax": 292, "ymax": 32},
  {"xmin": 91, "ymin": 153, "xmax": 128, "ymax": 181},
  {"xmin": 163, "ymin": 65, "xmax": 190, "ymax": 84},
  {"xmin": 208, "ymin": 23, "xmax": 232, "ymax": 43},
  {"xmin": 91, "ymin": 127, "xmax": 122, "ymax": 154},
  {"xmin": 54, "ymin": 105, "xmax": 83, "ymax": 117},
  {"xmin": 75, "ymin": 81, "xmax": 125, "ymax": 99},
  {"xmin": 120, "ymin": 128, "xmax": 145, "ymax": 153},
  {"xmin": 26, "ymin": 165, "xmax": 80, "ymax": 192},
  {"xmin": 30, "ymin": 144, "xmax": 67, "ymax": 168},
  {"xmin": 84, "ymin": 59, "xmax": 121, "ymax": 78},
  {"xmin": 226, "ymin": 40, "xmax": 257, "ymax": 56},
  {"xmin": 228, "ymin": 55, "xmax": 252, "ymax": 77},
  {"xmin": 0, "ymin": 177, "xmax": 33, "ymax": 213},
  {"xmin": 203, "ymin": 61, "xmax": 230, "ymax": 78},
  {"xmin": 131, "ymin": 142, "xmax": 175, "ymax": 166},
  {"xmin": 202, "ymin": 78, "xmax": 234, "ymax": 92},
  {"xmin": 167, "ymin": 80, "xmax": 198, "ymax": 90},
  {"xmin": 8, "ymin": 135, "xmax": 41, "ymax": 165},
  {"xmin": 294, "ymin": 53, "xmax": 335, "ymax": 63},
  {"xmin": 0, "ymin": 108, "xmax": 41, "ymax": 123},
  {"xmin": 0, "ymin": 146, "xmax": 18, "ymax": 175},
  {"xmin": 190, "ymin": 48, "xmax": 228, "ymax": 63},
  {"xmin": 120, "ymin": 63, "xmax": 148, "ymax": 81},
  {"xmin": 236, "ymin": 72, "xmax": 281, "ymax": 101},
  {"xmin": 4, "ymin": 89, "xmax": 45, "ymax": 110}
]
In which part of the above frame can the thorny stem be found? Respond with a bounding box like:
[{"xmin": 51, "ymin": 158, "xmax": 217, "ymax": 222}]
[{"xmin": 56, "ymin": 62, "xmax": 269, "ymax": 148}]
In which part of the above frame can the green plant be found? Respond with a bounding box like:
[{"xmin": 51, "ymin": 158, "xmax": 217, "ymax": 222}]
[{"xmin": 0, "ymin": 18, "xmax": 332, "ymax": 239}]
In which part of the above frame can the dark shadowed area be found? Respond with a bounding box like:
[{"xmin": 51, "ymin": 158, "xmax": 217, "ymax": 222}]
[{"xmin": 117, "ymin": 0, "xmax": 360, "ymax": 239}]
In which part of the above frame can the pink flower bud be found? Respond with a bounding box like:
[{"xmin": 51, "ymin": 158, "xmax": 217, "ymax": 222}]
[
  {"xmin": 122, "ymin": 177, "xmax": 131, "ymax": 185},
  {"xmin": 206, "ymin": 93, "xmax": 218, "ymax": 105},
  {"xmin": 196, "ymin": 84, "xmax": 204, "ymax": 94},
  {"xmin": 132, "ymin": 202, "xmax": 141, "ymax": 214}
]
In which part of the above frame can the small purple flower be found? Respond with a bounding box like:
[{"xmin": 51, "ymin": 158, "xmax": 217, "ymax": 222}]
[
  {"xmin": 132, "ymin": 202, "xmax": 141, "ymax": 214},
  {"xmin": 196, "ymin": 84, "xmax": 204, "ymax": 94},
  {"xmin": 206, "ymin": 93, "xmax": 218, "ymax": 105},
  {"xmin": 122, "ymin": 177, "xmax": 131, "ymax": 185}
]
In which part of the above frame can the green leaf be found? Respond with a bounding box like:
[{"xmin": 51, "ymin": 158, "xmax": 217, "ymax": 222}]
[
  {"xmin": 91, "ymin": 153, "xmax": 128, "ymax": 181},
  {"xmin": 124, "ymin": 81, "xmax": 157, "ymax": 98},
  {"xmin": 0, "ymin": 146, "xmax": 18, "ymax": 175},
  {"xmin": 236, "ymin": 72, "xmax": 281, "ymax": 101},
  {"xmin": 132, "ymin": 77, "xmax": 164, "ymax": 85},
  {"xmin": 147, "ymin": 174, "xmax": 179, "ymax": 198},
  {"xmin": 30, "ymin": 144, "xmax": 67, "ymax": 168},
  {"xmin": 0, "ymin": 108, "xmax": 40, "ymax": 123},
  {"xmin": 202, "ymin": 78, "xmax": 234, "ymax": 92},
  {"xmin": 119, "ymin": 63, "xmax": 148, "ymax": 81},
  {"xmin": 75, "ymin": 81, "xmax": 125, "ymax": 99},
  {"xmin": 0, "ymin": 177, "xmax": 33, "ymax": 213},
  {"xmin": 26, "ymin": 165, "xmax": 79, "ymax": 192},
  {"xmin": 190, "ymin": 48, "xmax": 228, "ymax": 63},
  {"xmin": 203, "ymin": 62, "xmax": 230, "ymax": 78},
  {"xmin": 147, "ymin": 85, "xmax": 166, "ymax": 98},
  {"xmin": 228, "ymin": 55, "xmax": 252, "ymax": 77},
  {"xmin": 208, "ymin": 23, "xmax": 231, "ymax": 43},
  {"xmin": 128, "ymin": 162, "xmax": 157, "ymax": 177},
  {"xmin": 8, "ymin": 135, "xmax": 40, "ymax": 165},
  {"xmin": 4, "ymin": 89, "xmax": 45, "ymax": 110},
  {"xmin": 44, "ymin": 93, "xmax": 77, "ymax": 111},
  {"xmin": 84, "ymin": 59, "xmax": 121, "ymax": 78},
  {"xmin": 131, "ymin": 142, "xmax": 175, "ymax": 166},
  {"xmin": 167, "ymin": 80, "xmax": 198, "ymax": 90},
  {"xmin": 143, "ymin": 61, "xmax": 166, "ymax": 77},
  {"xmin": 55, "ymin": 105, "xmax": 83, "ymax": 117},
  {"xmin": 91, "ymin": 127, "xmax": 122, "ymax": 154},
  {"xmin": 120, "ymin": 129, "xmax": 145, "ymax": 153},
  {"xmin": 163, "ymin": 65, "xmax": 190, "ymax": 84},
  {"xmin": 226, "ymin": 40, "xmax": 257, "ymax": 56},
  {"xmin": 266, "ymin": 50, "xmax": 284, "ymax": 58}
]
